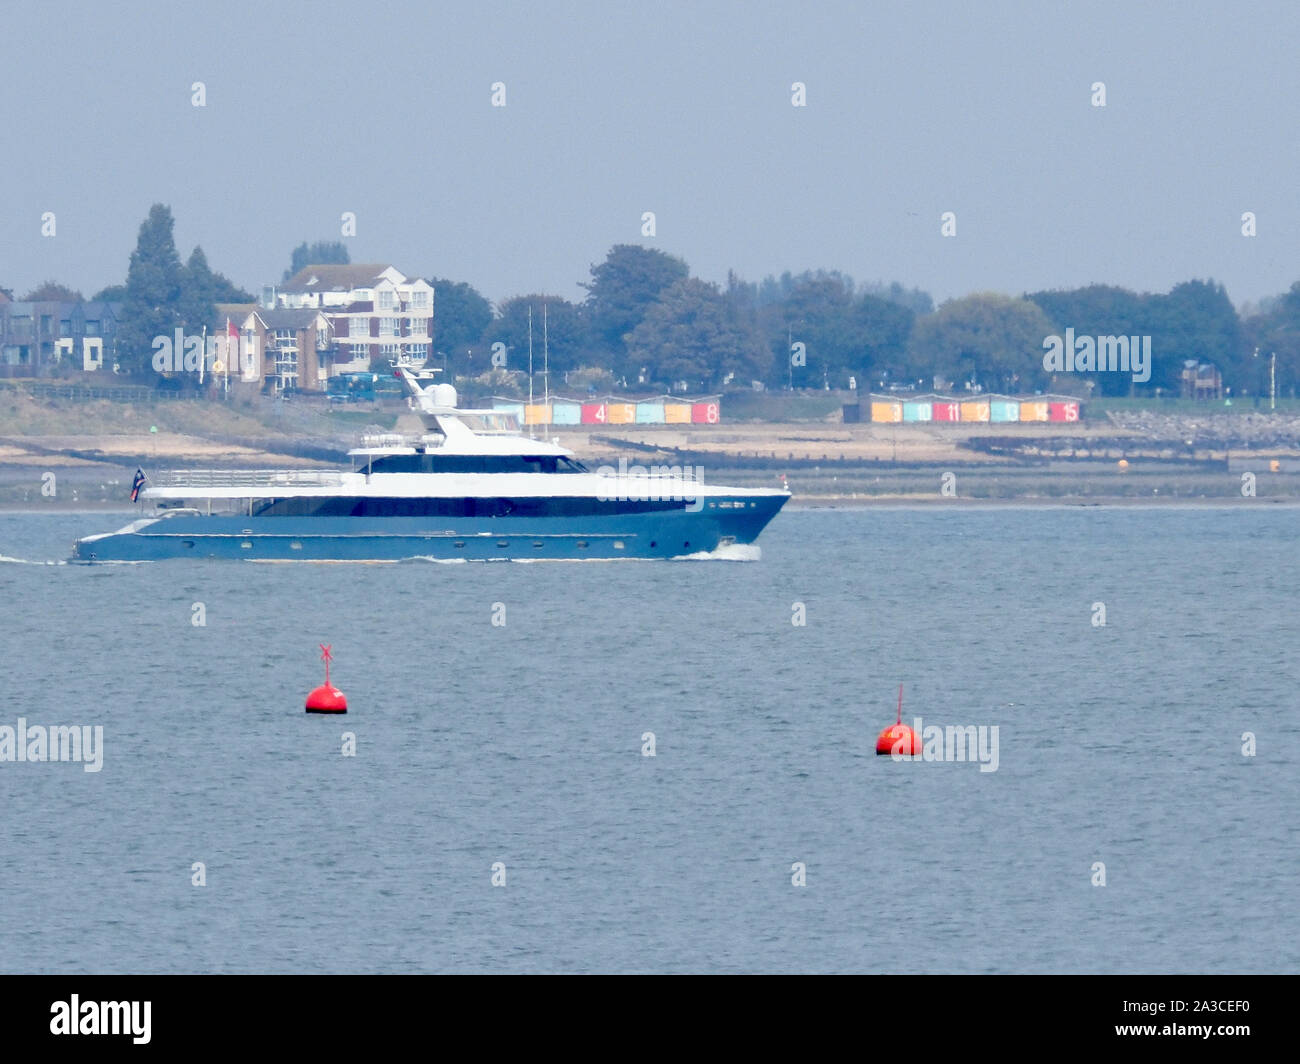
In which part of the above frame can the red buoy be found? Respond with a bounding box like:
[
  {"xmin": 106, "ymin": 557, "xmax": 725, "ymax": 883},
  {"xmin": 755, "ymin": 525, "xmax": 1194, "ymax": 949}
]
[
  {"xmin": 306, "ymin": 644, "xmax": 347, "ymax": 714},
  {"xmin": 876, "ymin": 683, "xmax": 918, "ymax": 756}
]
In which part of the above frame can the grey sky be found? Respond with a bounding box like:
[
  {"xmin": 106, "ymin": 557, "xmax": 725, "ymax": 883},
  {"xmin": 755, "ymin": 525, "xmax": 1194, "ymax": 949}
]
[{"xmin": 2, "ymin": 0, "xmax": 1296, "ymax": 308}]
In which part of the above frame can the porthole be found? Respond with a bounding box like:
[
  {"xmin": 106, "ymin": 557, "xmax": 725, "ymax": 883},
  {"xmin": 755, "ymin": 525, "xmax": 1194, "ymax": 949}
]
[
  {"xmin": 454, "ymin": 541, "xmax": 466, "ymax": 549},
  {"xmin": 290, "ymin": 541, "xmax": 303, "ymax": 551},
  {"xmin": 576, "ymin": 540, "xmax": 589, "ymax": 549},
  {"xmin": 182, "ymin": 540, "xmax": 195, "ymax": 549},
  {"xmin": 496, "ymin": 540, "xmax": 509, "ymax": 548},
  {"xmin": 532, "ymin": 541, "xmax": 544, "ymax": 549},
  {"xmin": 613, "ymin": 541, "xmax": 625, "ymax": 550},
  {"xmin": 240, "ymin": 541, "xmax": 253, "ymax": 550}
]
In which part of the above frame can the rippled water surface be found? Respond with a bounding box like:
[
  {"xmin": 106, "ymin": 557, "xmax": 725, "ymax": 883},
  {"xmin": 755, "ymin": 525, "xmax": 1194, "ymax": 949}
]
[{"xmin": 0, "ymin": 506, "xmax": 1295, "ymax": 973}]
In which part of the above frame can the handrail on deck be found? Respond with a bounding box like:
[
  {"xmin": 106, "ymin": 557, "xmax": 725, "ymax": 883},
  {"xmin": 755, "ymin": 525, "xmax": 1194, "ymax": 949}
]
[{"xmin": 149, "ymin": 468, "xmax": 347, "ymax": 488}]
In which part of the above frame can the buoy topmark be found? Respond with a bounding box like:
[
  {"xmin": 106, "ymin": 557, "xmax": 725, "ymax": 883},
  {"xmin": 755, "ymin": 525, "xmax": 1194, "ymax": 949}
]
[
  {"xmin": 306, "ymin": 644, "xmax": 347, "ymax": 714},
  {"xmin": 876, "ymin": 683, "xmax": 919, "ymax": 756}
]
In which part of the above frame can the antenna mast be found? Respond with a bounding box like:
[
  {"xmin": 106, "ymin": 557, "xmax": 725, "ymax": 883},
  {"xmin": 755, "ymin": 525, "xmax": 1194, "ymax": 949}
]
[{"xmin": 527, "ymin": 305, "xmax": 535, "ymax": 439}]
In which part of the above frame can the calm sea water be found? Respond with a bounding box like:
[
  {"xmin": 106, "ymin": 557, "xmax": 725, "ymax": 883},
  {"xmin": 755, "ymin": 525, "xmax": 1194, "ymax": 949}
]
[{"xmin": 0, "ymin": 506, "xmax": 1295, "ymax": 973}]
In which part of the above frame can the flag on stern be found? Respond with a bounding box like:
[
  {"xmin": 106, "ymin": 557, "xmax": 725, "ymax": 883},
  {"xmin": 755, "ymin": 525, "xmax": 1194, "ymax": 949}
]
[{"xmin": 130, "ymin": 468, "xmax": 147, "ymax": 502}]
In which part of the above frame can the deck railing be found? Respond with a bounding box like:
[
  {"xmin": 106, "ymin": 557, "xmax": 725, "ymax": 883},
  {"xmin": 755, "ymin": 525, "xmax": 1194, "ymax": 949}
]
[{"xmin": 149, "ymin": 469, "xmax": 347, "ymax": 488}]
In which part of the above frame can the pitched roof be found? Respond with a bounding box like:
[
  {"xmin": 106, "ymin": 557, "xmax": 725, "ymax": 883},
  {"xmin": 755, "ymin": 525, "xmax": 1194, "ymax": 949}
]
[
  {"xmin": 256, "ymin": 307, "xmax": 328, "ymax": 329},
  {"xmin": 81, "ymin": 301, "xmax": 122, "ymax": 317},
  {"xmin": 280, "ymin": 264, "xmax": 402, "ymax": 293}
]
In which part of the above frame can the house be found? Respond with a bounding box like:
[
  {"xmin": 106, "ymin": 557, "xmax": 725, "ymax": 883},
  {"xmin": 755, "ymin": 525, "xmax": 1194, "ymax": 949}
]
[
  {"xmin": 270, "ymin": 264, "xmax": 434, "ymax": 381},
  {"xmin": 1180, "ymin": 360, "xmax": 1222, "ymax": 400},
  {"xmin": 217, "ymin": 305, "xmax": 332, "ymax": 394},
  {"xmin": 0, "ymin": 300, "xmax": 122, "ymax": 376}
]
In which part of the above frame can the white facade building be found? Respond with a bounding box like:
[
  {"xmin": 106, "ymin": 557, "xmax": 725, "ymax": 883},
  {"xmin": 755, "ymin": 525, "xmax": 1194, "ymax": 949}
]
[{"xmin": 274, "ymin": 264, "xmax": 434, "ymax": 375}]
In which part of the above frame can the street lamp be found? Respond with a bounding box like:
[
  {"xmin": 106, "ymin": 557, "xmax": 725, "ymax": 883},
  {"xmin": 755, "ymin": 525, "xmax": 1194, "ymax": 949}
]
[{"xmin": 1252, "ymin": 347, "xmax": 1276, "ymax": 409}]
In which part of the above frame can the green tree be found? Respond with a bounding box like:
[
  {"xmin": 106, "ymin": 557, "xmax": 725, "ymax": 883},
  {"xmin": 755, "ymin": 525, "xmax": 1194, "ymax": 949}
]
[
  {"xmin": 484, "ymin": 295, "xmax": 591, "ymax": 378},
  {"xmin": 627, "ymin": 278, "xmax": 769, "ymax": 390},
  {"xmin": 118, "ymin": 204, "xmax": 186, "ymax": 377},
  {"xmin": 1028, "ymin": 280, "xmax": 1246, "ymax": 395},
  {"xmin": 860, "ymin": 280, "xmax": 934, "ymax": 316},
  {"xmin": 724, "ymin": 271, "xmax": 778, "ymax": 385},
  {"xmin": 426, "ymin": 278, "xmax": 492, "ymax": 355},
  {"xmin": 208, "ymin": 270, "xmax": 253, "ymax": 304},
  {"xmin": 1237, "ymin": 281, "xmax": 1300, "ymax": 399},
  {"xmin": 907, "ymin": 292, "xmax": 1055, "ymax": 392},
  {"xmin": 178, "ymin": 247, "xmax": 219, "ymax": 335},
  {"xmin": 581, "ymin": 245, "xmax": 689, "ymax": 371},
  {"xmin": 756, "ymin": 274, "xmax": 914, "ymax": 388},
  {"xmin": 759, "ymin": 275, "xmax": 855, "ymax": 388},
  {"xmin": 91, "ymin": 284, "xmax": 128, "ymax": 302},
  {"xmin": 21, "ymin": 281, "xmax": 84, "ymax": 302},
  {"xmin": 852, "ymin": 294, "xmax": 916, "ymax": 385},
  {"xmin": 1146, "ymin": 280, "xmax": 1244, "ymax": 393},
  {"xmin": 1026, "ymin": 284, "xmax": 1151, "ymax": 396},
  {"xmin": 283, "ymin": 240, "xmax": 350, "ymax": 281}
]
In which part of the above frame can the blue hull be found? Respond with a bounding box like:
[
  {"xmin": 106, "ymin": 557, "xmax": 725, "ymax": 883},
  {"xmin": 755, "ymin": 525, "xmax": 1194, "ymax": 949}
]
[{"xmin": 72, "ymin": 495, "xmax": 787, "ymax": 562}]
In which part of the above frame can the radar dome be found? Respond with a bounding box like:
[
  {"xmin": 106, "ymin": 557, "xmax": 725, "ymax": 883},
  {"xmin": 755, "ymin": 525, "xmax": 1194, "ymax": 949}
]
[{"xmin": 431, "ymin": 383, "xmax": 458, "ymax": 408}]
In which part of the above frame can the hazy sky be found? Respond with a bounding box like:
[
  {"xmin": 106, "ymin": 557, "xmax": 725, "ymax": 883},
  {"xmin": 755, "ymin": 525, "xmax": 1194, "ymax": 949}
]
[{"xmin": 2, "ymin": 0, "xmax": 1296, "ymax": 309}]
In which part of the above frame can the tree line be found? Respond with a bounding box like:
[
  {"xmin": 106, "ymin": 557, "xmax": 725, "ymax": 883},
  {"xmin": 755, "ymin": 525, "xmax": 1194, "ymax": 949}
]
[
  {"xmin": 436, "ymin": 251, "xmax": 1297, "ymax": 399},
  {"xmin": 8, "ymin": 203, "xmax": 1298, "ymax": 398}
]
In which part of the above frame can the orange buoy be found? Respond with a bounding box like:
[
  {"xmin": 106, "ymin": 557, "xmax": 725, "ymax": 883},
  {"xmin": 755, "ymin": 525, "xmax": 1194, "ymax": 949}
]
[
  {"xmin": 876, "ymin": 683, "xmax": 919, "ymax": 756},
  {"xmin": 306, "ymin": 643, "xmax": 347, "ymax": 714}
]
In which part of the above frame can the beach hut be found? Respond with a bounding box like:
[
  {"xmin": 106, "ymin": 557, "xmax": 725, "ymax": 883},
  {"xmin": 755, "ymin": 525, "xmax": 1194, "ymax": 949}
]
[
  {"xmin": 1047, "ymin": 399, "xmax": 1081, "ymax": 422},
  {"xmin": 959, "ymin": 399, "xmax": 991, "ymax": 422},
  {"xmin": 932, "ymin": 399, "xmax": 961, "ymax": 423},
  {"xmin": 1019, "ymin": 399, "xmax": 1050, "ymax": 422},
  {"xmin": 989, "ymin": 396, "xmax": 1020, "ymax": 423},
  {"xmin": 636, "ymin": 398, "xmax": 666, "ymax": 424},
  {"xmin": 551, "ymin": 398, "xmax": 582, "ymax": 425},
  {"xmin": 664, "ymin": 401, "xmax": 692, "ymax": 424},
  {"xmin": 691, "ymin": 401, "xmax": 720, "ymax": 424},
  {"xmin": 524, "ymin": 403, "xmax": 551, "ymax": 425},
  {"xmin": 606, "ymin": 401, "xmax": 636, "ymax": 425},
  {"xmin": 902, "ymin": 398, "xmax": 933, "ymax": 422},
  {"xmin": 492, "ymin": 398, "xmax": 525, "ymax": 422},
  {"xmin": 870, "ymin": 396, "xmax": 903, "ymax": 423},
  {"xmin": 581, "ymin": 402, "xmax": 608, "ymax": 424}
]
